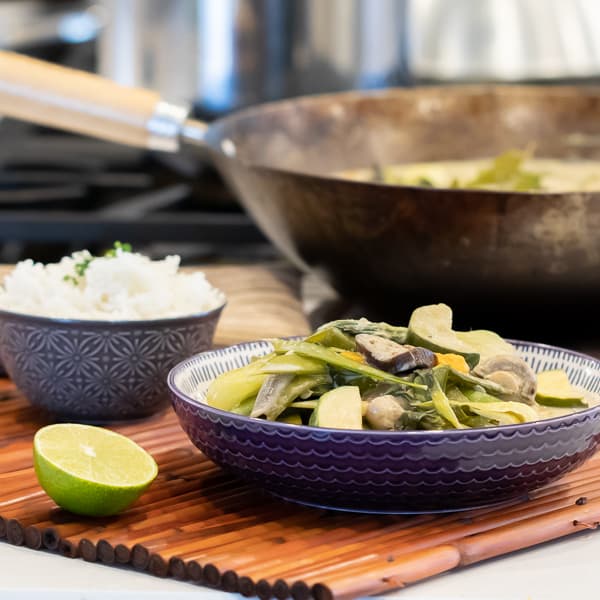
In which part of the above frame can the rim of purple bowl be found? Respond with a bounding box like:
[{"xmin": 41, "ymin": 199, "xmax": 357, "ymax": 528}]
[
  {"xmin": 0, "ymin": 299, "xmax": 227, "ymax": 328},
  {"xmin": 167, "ymin": 337, "xmax": 600, "ymax": 437}
]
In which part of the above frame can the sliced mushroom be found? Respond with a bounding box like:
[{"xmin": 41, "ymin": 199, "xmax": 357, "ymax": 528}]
[
  {"xmin": 473, "ymin": 354, "xmax": 537, "ymax": 404},
  {"xmin": 365, "ymin": 394, "xmax": 405, "ymax": 430},
  {"xmin": 355, "ymin": 334, "xmax": 437, "ymax": 373}
]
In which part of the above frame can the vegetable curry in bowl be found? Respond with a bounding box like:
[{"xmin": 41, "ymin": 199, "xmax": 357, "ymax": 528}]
[
  {"xmin": 169, "ymin": 303, "xmax": 600, "ymax": 511},
  {"xmin": 203, "ymin": 304, "xmax": 598, "ymax": 431}
]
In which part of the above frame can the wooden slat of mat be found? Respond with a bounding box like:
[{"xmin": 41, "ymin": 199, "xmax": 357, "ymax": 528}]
[{"xmin": 1, "ymin": 387, "xmax": 600, "ymax": 599}]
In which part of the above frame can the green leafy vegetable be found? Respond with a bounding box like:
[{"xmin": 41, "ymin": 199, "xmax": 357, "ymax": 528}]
[
  {"xmin": 417, "ymin": 368, "xmax": 465, "ymax": 429},
  {"xmin": 451, "ymin": 399, "xmax": 539, "ymax": 425},
  {"xmin": 206, "ymin": 355, "xmax": 273, "ymax": 411},
  {"xmin": 231, "ymin": 396, "xmax": 256, "ymax": 416},
  {"xmin": 305, "ymin": 326, "xmax": 356, "ymax": 350},
  {"xmin": 271, "ymin": 340, "xmax": 426, "ymax": 390},
  {"xmin": 446, "ymin": 368, "xmax": 509, "ymax": 396},
  {"xmin": 259, "ymin": 354, "xmax": 328, "ymax": 375},
  {"xmin": 315, "ymin": 318, "xmax": 408, "ymax": 344}
]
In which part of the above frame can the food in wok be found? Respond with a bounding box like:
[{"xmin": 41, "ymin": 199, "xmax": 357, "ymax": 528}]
[{"xmin": 340, "ymin": 149, "xmax": 600, "ymax": 193}]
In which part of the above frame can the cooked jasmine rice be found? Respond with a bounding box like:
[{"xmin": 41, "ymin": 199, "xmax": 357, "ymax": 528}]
[{"xmin": 0, "ymin": 249, "xmax": 225, "ymax": 320}]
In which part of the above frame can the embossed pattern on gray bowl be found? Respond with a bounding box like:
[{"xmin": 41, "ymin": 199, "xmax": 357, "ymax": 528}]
[
  {"xmin": 0, "ymin": 305, "xmax": 224, "ymax": 422},
  {"xmin": 169, "ymin": 340, "xmax": 600, "ymax": 513}
]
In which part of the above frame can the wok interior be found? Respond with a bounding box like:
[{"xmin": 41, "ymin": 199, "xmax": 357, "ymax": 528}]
[{"xmin": 207, "ymin": 86, "xmax": 600, "ymax": 174}]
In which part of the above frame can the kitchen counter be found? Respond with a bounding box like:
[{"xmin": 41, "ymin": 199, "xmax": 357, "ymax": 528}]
[{"xmin": 0, "ymin": 261, "xmax": 598, "ymax": 600}]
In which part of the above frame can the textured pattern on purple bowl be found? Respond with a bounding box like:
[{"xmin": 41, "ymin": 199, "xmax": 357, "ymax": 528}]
[
  {"xmin": 169, "ymin": 341, "xmax": 600, "ymax": 513},
  {"xmin": 0, "ymin": 305, "xmax": 223, "ymax": 422}
]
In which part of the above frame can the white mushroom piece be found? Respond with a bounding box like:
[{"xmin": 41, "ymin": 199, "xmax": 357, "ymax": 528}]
[
  {"xmin": 473, "ymin": 354, "xmax": 537, "ymax": 404},
  {"xmin": 365, "ymin": 394, "xmax": 405, "ymax": 430}
]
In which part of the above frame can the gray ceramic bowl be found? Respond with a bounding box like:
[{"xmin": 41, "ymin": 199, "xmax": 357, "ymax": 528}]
[
  {"xmin": 0, "ymin": 302, "xmax": 225, "ymax": 422},
  {"xmin": 169, "ymin": 340, "xmax": 600, "ymax": 513}
]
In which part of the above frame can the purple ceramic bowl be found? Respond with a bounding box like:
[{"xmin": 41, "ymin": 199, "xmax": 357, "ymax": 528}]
[
  {"xmin": 0, "ymin": 302, "xmax": 225, "ymax": 422},
  {"xmin": 169, "ymin": 340, "xmax": 600, "ymax": 513}
]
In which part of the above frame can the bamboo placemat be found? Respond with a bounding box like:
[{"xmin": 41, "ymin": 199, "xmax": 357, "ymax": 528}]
[
  {"xmin": 1, "ymin": 380, "xmax": 600, "ymax": 600},
  {"xmin": 1, "ymin": 262, "xmax": 600, "ymax": 598}
]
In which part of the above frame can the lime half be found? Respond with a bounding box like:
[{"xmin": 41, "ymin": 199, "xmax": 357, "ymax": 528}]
[{"xmin": 33, "ymin": 423, "xmax": 158, "ymax": 517}]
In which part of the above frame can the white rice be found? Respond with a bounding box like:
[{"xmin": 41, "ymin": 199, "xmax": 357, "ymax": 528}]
[{"xmin": 0, "ymin": 249, "xmax": 225, "ymax": 320}]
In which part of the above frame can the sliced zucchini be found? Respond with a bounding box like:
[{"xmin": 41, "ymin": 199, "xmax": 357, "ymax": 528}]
[
  {"xmin": 455, "ymin": 329, "xmax": 516, "ymax": 363},
  {"xmin": 407, "ymin": 304, "xmax": 480, "ymax": 368},
  {"xmin": 535, "ymin": 370, "xmax": 587, "ymax": 408},
  {"xmin": 309, "ymin": 386, "xmax": 363, "ymax": 430}
]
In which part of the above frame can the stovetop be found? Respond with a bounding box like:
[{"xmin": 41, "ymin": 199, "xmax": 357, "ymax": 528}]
[{"xmin": 0, "ymin": 118, "xmax": 271, "ymax": 264}]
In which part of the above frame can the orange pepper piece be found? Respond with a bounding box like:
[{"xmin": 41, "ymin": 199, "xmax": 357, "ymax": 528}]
[{"xmin": 435, "ymin": 353, "xmax": 470, "ymax": 373}]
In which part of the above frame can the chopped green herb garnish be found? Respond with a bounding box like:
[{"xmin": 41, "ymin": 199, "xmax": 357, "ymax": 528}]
[
  {"xmin": 74, "ymin": 256, "xmax": 93, "ymax": 278},
  {"xmin": 62, "ymin": 255, "xmax": 93, "ymax": 285},
  {"xmin": 63, "ymin": 274, "xmax": 80, "ymax": 286},
  {"xmin": 104, "ymin": 241, "xmax": 132, "ymax": 257},
  {"xmin": 62, "ymin": 242, "xmax": 133, "ymax": 285}
]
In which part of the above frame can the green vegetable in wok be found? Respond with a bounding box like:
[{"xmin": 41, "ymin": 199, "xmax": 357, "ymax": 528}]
[
  {"xmin": 351, "ymin": 150, "xmax": 545, "ymax": 192},
  {"xmin": 464, "ymin": 150, "xmax": 542, "ymax": 191},
  {"xmin": 204, "ymin": 304, "xmax": 595, "ymax": 430}
]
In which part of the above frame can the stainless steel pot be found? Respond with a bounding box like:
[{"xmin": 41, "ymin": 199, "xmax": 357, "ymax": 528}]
[
  {"xmin": 96, "ymin": 0, "xmax": 600, "ymax": 117},
  {"xmin": 409, "ymin": 0, "xmax": 600, "ymax": 82},
  {"xmin": 0, "ymin": 0, "xmax": 100, "ymax": 50},
  {"xmin": 97, "ymin": 0, "xmax": 410, "ymax": 115}
]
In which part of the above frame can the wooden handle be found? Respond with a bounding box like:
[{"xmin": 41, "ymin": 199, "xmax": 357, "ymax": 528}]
[{"xmin": 0, "ymin": 50, "xmax": 187, "ymax": 150}]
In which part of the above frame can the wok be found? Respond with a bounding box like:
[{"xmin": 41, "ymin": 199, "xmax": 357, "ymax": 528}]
[{"xmin": 0, "ymin": 51, "xmax": 598, "ymax": 334}]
